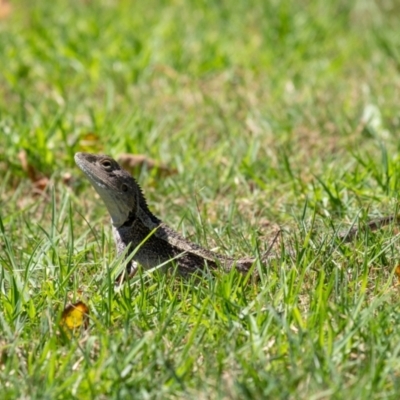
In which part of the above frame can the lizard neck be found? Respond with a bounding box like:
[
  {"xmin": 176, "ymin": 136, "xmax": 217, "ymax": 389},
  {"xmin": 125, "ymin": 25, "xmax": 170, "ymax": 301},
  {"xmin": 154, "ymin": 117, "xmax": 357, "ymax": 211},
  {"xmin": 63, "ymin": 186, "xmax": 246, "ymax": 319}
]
[{"xmin": 120, "ymin": 204, "xmax": 161, "ymax": 229}]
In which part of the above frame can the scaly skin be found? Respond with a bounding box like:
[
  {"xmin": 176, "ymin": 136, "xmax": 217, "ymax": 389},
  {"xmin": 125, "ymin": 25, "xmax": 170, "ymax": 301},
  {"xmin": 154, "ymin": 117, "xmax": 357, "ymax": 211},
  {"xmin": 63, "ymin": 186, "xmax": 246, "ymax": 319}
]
[
  {"xmin": 74, "ymin": 152, "xmax": 279, "ymax": 279},
  {"xmin": 75, "ymin": 152, "xmax": 399, "ymax": 280}
]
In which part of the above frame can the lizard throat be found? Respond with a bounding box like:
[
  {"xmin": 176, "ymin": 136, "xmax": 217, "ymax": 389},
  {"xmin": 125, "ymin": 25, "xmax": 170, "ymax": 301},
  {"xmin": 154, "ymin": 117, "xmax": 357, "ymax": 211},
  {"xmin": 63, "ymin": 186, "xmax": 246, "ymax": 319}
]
[{"xmin": 121, "ymin": 209, "xmax": 137, "ymax": 228}]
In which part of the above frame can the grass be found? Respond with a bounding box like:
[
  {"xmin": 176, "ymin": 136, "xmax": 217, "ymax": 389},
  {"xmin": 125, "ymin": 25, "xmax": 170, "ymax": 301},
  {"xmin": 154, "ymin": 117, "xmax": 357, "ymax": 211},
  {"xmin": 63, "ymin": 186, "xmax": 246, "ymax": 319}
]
[{"xmin": 1, "ymin": 0, "xmax": 400, "ymax": 398}]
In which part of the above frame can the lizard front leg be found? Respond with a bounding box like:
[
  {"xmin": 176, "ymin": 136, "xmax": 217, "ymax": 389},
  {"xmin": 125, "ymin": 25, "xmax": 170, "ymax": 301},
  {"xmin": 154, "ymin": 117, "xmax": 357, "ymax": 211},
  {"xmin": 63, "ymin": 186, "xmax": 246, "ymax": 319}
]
[{"xmin": 114, "ymin": 228, "xmax": 139, "ymax": 282}]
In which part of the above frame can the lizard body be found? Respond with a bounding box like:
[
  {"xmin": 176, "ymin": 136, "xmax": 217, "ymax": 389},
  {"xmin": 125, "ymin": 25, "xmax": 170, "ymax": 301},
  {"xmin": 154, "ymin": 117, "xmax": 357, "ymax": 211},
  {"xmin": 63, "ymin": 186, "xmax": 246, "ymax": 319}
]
[
  {"xmin": 75, "ymin": 152, "xmax": 398, "ymax": 280},
  {"xmin": 75, "ymin": 152, "xmax": 266, "ymax": 278}
]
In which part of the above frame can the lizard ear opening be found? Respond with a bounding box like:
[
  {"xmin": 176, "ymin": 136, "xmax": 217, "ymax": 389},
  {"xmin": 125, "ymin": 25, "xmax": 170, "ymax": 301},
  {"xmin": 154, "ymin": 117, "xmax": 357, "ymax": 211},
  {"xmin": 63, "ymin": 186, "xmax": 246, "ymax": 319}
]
[{"xmin": 121, "ymin": 183, "xmax": 129, "ymax": 192}]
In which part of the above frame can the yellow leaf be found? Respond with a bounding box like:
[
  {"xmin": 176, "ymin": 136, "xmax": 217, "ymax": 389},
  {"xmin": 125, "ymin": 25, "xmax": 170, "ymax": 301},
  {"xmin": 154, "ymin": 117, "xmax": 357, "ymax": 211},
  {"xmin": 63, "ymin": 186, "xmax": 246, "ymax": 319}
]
[{"xmin": 61, "ymin": 301, "xmax": 89, "ymax": 330}]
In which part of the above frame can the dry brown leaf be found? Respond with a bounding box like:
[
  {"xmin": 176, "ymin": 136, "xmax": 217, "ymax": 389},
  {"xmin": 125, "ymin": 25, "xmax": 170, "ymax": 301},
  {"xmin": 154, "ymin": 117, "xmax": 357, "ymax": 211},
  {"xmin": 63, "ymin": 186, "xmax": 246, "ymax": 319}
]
[
  {"xmin": 33, "ymin": 177, "xmax": 50, "ymax": 192},
  {"xmin": 18, "ymin": 150, "xmax": 50, "ymax": 193},
  {"xmin": 395, "ymin": 265, "xmax": 400, "ymax": 285},
  {"xmin": 18, "ymin": 150, "xmax": 36, "ymax": 182},
  {"xmin": 118, "ymin": 153, "xmax": 177, "ymax": 177},
  {"xmin": 0, "ymin": 0, "xmax": 11, "ymax": 20}
]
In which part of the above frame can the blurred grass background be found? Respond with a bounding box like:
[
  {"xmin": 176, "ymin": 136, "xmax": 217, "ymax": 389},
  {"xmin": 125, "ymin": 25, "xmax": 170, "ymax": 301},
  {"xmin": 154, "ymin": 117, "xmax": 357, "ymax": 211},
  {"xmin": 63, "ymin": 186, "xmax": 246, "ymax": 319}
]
[{"xmin": 1, "ymin": 0, "xmax": 400, "ymax": 398}]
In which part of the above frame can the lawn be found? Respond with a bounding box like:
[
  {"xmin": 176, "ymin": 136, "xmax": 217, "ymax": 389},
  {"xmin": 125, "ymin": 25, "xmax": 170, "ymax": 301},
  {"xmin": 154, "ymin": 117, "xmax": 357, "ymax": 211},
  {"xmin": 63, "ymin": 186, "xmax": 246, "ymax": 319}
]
[{"xmin": 1, "ymin": 0, "xmax": 400, "ymax": 398}]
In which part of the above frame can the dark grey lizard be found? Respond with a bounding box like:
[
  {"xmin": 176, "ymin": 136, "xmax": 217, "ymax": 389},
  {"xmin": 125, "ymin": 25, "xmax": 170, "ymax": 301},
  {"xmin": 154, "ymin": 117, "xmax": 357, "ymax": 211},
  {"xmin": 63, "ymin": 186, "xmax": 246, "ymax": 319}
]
[
  {"xmin": 75, "ymin": 152, "xmax": 281, "ymax": 280},
  {"xmin": 74, "ymin": 152, "xmax": 399, "ymax": 280}
]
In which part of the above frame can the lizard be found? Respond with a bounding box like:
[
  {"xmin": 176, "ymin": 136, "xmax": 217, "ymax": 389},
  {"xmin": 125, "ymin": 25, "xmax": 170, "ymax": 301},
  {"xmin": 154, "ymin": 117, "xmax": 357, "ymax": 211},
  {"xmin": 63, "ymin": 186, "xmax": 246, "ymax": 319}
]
[
  {"xmin": 74, "ymin": 152, "xmax": 400, "ymax": 280},
  {"xmin": 74, "ymin": 152, "xmax": 284, "ymax": 280}
]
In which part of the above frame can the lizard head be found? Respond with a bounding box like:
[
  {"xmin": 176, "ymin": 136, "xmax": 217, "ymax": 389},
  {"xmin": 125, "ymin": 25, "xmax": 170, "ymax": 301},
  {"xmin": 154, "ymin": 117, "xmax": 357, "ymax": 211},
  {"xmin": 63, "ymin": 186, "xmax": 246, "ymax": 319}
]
[{"xmin": 75, "ymin": 152, "xmax": 141, "ymax": 227}]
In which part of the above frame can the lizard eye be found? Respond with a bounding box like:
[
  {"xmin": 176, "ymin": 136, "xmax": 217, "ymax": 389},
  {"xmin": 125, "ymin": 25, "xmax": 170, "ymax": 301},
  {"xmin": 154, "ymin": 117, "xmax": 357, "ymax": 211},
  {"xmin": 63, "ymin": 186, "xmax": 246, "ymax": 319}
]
[
  {"xmin": 101, "ymin": 160, "xmax": 112, "ymax": 170},
  {"xmin": 121, "ymin": 183, "xmax": 129, "ymax": 192}
]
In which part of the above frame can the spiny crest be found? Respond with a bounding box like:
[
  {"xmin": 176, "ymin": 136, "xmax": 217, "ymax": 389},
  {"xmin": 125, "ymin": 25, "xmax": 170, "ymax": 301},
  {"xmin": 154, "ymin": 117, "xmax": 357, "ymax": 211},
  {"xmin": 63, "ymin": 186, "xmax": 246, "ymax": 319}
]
[
  {"xmin": 111, "ymin": 157, "xmax": 160, "ymax": 224},
  {"xmin": 132, "ymin": 174, "xmax": 160, "ymax": 224}
]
